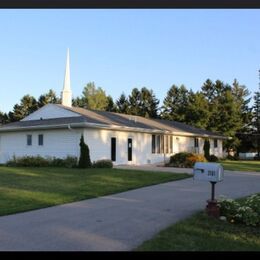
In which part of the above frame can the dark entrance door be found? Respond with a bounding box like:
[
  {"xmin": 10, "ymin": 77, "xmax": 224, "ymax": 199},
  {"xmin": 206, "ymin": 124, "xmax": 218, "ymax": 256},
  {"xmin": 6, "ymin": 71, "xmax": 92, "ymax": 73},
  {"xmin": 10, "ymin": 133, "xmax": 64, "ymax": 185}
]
[
  {"xmin": 111, "ymin": 137, "xmax": 116, "ymax": 162},
  {"xmin": 128, "ymin": 138, "xmax": 132, "ymax": 161}
]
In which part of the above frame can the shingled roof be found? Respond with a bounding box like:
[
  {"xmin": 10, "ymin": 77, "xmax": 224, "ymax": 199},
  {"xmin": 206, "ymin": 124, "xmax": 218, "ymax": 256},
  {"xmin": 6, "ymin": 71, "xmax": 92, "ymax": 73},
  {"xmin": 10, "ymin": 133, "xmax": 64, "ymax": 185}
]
[{"xmin": 0, "ymin": 104, "xmax": 226, "ymax": 139}]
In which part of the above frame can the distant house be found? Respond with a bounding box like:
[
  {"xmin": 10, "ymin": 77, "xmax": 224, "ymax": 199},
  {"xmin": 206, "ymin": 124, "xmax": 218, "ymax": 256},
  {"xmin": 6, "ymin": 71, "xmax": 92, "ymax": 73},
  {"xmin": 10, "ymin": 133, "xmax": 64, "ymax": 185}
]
[{"xmin": 0, "ymin": 50, "xmax": 226, "ymax": 165}]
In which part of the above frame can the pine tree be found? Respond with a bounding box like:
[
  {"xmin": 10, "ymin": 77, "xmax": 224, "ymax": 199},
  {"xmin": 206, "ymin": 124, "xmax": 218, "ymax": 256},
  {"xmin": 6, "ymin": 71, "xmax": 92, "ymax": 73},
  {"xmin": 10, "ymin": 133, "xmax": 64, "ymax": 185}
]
[
  {"xmin": 116, "ymin": 93, "xmax": 129, "ymax": 114},
  {"xmin": 252, "ymin": 91, "xmax": 260, "ymax": 157},
  {"xmin": 78, "ymin": 135, "xmax": 92, "ymax": 168}
]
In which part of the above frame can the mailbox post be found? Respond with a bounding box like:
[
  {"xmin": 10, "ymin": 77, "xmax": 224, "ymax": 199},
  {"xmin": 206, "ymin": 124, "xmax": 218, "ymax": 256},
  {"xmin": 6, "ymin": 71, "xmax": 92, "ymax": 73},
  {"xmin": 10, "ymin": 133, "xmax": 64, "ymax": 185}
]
[{"xmin": 193, "ymin": 162, "xmax": 224, "ymax": 218}]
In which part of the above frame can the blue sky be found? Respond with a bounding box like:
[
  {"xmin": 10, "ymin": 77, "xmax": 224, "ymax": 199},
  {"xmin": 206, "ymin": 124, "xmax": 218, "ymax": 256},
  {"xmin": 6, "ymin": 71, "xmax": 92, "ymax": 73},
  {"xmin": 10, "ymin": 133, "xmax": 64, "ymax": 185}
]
[{"xmin": 0, "ymin": 9, "xmax": 259, "ymax": 113}]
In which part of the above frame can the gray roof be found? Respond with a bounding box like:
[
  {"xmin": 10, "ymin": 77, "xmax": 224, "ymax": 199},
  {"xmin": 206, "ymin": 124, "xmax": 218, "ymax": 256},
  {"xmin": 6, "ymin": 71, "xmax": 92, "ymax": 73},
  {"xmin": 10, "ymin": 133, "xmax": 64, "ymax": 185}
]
[{"xmin": 0, "ymin": 104, "xmax": 226, "ymax": 139}]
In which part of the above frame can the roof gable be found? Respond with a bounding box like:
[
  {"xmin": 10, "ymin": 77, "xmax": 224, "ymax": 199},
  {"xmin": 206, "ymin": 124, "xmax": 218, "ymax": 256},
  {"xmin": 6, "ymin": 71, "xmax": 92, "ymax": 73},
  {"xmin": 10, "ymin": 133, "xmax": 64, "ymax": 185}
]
[{"xmin": 21, "ymin": 104, "xmax": 81, "ymax": 121}]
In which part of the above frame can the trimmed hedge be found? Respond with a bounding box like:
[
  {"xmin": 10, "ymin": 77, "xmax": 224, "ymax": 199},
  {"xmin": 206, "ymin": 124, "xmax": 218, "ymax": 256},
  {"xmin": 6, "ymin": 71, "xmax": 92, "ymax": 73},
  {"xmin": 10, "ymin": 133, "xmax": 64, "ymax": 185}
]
[
  {"xmin": 6, "ymin": 155, "xmax": 78, "ymax": 168},
  {"xmin": 92, "ymin": 159, "xmax": 113, "ymax": 168}
]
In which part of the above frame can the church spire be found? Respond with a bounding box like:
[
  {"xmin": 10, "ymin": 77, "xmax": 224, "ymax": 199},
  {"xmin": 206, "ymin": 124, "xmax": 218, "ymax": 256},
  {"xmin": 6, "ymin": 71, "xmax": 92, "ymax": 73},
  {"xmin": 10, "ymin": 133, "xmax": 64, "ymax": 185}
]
[{"xmin": 61, "ymin": 48, "xmax": 72, "ymax": 107}]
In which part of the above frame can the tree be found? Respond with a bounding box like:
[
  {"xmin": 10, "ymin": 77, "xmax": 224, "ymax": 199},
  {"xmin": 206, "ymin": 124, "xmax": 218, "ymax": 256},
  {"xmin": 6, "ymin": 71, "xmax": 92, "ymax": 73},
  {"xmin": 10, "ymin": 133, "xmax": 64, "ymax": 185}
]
[
  {"xmin": 185, "ymin": 91, "xmax": 210, "ymax": 129},
  {"xmin": 252, "ymin": 91, "xmax": 260, "ymax": 157},
  {"xmin": 81, "ymin": 82, "xmax": 108, "ymax": 110},
  {"xmin": 139, "ymin": 87, "xmax": 159, "ymax": 118},
  {"xmin": 127, "ymin": 88, "xmax": 142, "ymax": 115},
  {"xmin": 116, "ymin": 93, "xmax": 129, "ymax": 114},
  {"xmin": 38, "ymin": 89, "xmax": 60, "ymax": 108},
  {"xmin": 9, "ymin": 95, "xmax": 38, "ymax": 122},
  {"xmin": 0, "ymin": 111, "xmax": 9, "ymax": 125},
  {"xmin": 161, "ymin": 84, "xmax": 189, "ymax": 121},
  {"xmin": 106, "ymin": 95, "xmax": 117, "ymax": 112},
  {"xmin": 78, "ymin": 135, "xmax": 91, "ymax": 168}
]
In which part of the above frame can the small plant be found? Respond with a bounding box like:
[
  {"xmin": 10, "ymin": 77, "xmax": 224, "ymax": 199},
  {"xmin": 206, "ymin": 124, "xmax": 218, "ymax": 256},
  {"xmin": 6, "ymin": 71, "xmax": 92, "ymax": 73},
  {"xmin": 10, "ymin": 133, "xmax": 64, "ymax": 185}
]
[{"xmin": 92, "ymin": 159, "xmax": 113, "ymax": 168}]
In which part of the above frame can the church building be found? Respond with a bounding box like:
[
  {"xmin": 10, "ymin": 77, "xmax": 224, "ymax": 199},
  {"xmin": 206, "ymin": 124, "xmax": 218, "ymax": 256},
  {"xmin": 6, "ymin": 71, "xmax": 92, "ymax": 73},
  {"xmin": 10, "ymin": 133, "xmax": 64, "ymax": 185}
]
[{"xmin": 0, "ymin": 50, "xmax": 226, "ymax": 165}]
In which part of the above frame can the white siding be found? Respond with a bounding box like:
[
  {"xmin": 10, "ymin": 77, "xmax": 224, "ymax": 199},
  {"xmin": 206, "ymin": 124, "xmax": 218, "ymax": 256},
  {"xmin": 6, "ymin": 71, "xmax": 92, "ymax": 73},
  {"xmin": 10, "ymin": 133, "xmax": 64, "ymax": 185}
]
[
  {"xmin": 0, "ymin": 129, "xmax": 82, "ymax": 163},
  {"xmin": 0, "ymin": 127, "xmax": 224, "ymax": 165},
  {"xmin": 22, "ymin": 104, "xmax": 80, "ymax": 121}
]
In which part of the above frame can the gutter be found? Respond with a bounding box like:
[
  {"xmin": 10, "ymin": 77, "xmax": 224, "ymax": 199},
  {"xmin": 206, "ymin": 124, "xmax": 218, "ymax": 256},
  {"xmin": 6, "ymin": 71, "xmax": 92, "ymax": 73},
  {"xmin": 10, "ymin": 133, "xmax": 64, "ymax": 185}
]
[{"xmin": 0, "ymin": 122, "xmax": 227, "ymax": 140}]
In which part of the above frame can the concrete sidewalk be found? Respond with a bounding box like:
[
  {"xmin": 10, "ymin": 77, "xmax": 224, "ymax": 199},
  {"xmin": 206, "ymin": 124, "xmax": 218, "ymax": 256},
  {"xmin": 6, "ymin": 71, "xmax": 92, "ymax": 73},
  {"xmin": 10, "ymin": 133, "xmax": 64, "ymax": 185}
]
[{"xmin": 0, "ymin": 170, "xmax": 259, "ymax": 251}]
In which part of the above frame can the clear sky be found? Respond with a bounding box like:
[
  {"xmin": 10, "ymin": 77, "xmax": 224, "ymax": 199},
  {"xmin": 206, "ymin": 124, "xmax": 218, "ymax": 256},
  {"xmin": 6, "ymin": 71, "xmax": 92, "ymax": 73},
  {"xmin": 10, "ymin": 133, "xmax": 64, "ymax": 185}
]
[{"xmin": 0, "ymin": 9, "xmax": 259, "ymax": 113}]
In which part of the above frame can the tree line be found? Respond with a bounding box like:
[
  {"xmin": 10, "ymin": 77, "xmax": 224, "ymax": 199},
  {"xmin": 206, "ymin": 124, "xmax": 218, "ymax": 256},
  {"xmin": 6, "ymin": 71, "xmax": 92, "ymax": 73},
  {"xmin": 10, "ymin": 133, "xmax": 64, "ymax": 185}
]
[{"xmin": 0, "ymin": 79, "xmax": 259, "ymax": 155}]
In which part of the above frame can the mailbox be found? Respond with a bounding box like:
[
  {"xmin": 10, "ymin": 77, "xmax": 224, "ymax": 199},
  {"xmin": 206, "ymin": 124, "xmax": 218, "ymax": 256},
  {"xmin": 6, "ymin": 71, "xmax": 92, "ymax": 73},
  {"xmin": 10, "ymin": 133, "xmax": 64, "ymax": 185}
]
[{"xmin": 193, "ymin": 162, "xmax": 224, "ymax": 182}]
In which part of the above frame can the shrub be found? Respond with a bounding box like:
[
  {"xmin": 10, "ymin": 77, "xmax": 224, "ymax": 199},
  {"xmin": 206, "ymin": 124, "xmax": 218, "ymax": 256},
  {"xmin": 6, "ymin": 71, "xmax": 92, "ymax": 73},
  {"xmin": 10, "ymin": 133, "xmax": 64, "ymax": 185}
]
[
  {"xmin": 207, "ymin": 154, "xmax": 219, "ymax": 162},
  {"xmin": 51, "ymin": 156, "xmax": 78, "ymax": 168},
  {"xmin": 186, "ymin": 154, "xmax": 207, "ymax": 167},
  {"xmin": 78, "ymin": 135, "xmax": 92, "ymax": 168},
  {"xmin": 218, "ymin": 194, "xmax": 260, "ymax": 226},
  {"xmin": 92, "ymin": 159, "xmax": 113, "ymax": 168},
  {"xmin": 6, "ymin": 155, "xmax": 78, "ymax": 168},
  {"xmin": 6, "ymin": 155, "xmax": 50, "ymax": 167},
  {"xmin": 168, "ymin": 152, "xmax": 207, "ymax": 168},
  {"xmin": 169, "ymin": 152, "xmax": 193, "ymax": 167},
  {"xmin": 245, "ymin": 194, "xmax": 260, "ymax": 216}
]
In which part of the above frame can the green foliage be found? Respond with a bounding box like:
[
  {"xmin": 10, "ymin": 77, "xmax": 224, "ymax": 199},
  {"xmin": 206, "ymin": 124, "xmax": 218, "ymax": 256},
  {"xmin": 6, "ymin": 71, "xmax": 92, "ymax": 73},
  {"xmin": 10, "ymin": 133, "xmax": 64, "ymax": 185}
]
[
  {"xmin": 119, "ymin": 87, "xmax": 159, "ymax": 118},
  {"xmin": 92, "ymin": 159, "xmax": 113, "ymax": 168},
  {"xmin": 203, "ymin": 139, "xmax": 210, "ymax": 159},
  {"xmin": 218, "ymin": 194, "xmax": 260, "ymax": 226},
  {"xmin": 6, "ymin": 155, "xmax": 78, "ymax": 168},
  {"xmin": 116, "ymin": 93, "xmax": 129, "ymax": 113},
  {"xmin": 9, "ymin": 95, "xmax": 38, "ymax": 122},
  {"xmin": 168, "ymin": 152, "xmax": 207, "ymax": 168},
  {"xmin": 82, "ymin": 82, "xmax": 109, "ymax": 110},
  {"xmin": 161, "ymin": 84, "xmax": 188, "ymax": 122},
  {"xmin": 78, "ymin": 135, "xmax": 92, "ymax": 168},
  {"xmin": 38, "ymin": 89, "xmax": 60, "ymax": 108}
]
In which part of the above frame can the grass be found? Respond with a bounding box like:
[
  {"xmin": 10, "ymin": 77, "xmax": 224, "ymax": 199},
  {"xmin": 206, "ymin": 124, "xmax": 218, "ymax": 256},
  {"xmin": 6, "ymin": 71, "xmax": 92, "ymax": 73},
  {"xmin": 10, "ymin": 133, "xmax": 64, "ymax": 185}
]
[
  {"xmin": 136, "ymin": 211, "xmax": 260, "ymax": 251},
  {"xmin": 220, "ymin": 160, "xmax": 260, "ymax": 172},
  {"xmin": 0, "ymin": 166, "xmax": 190, "ymax": 216}
]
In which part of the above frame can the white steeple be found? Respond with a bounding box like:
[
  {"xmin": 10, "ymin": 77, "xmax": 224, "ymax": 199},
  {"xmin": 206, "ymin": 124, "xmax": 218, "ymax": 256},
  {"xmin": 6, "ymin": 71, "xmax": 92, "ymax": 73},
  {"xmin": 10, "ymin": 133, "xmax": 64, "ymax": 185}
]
[{"xmin": 61, "ymin": 48, "xmax": 72, "ymax": 107}]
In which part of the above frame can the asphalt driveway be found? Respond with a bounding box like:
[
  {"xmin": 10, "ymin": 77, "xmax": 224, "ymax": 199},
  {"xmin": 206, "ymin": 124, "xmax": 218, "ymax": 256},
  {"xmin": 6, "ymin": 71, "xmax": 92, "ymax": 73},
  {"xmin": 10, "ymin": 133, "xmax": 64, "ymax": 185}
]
[{"xmin": 0, "ymin": 168, "xmax": 259, "ymax": 251}]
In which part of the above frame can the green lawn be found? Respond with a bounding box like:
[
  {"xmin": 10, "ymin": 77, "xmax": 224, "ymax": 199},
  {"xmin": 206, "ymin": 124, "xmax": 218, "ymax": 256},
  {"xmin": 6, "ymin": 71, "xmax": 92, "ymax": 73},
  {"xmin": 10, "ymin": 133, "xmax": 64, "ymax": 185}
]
[
  {"xmin": 136, "ymin": 211, "xmax": 260, "ymax": 251},
  {"xmin": 220, "ymin": 160, "xmax": 260, "ymax": 172},
  {"xmin": 0, "ymin": 167, "xmax": 190, "ymax": 216}
]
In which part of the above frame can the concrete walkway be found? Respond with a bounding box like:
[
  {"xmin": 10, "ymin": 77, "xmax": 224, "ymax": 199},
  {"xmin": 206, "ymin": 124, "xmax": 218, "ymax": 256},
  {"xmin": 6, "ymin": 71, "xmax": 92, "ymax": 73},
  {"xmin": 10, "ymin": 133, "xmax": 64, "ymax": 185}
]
[{"xmin": 0, "ymin": 169, "xmax": 259, "ymax": 251}]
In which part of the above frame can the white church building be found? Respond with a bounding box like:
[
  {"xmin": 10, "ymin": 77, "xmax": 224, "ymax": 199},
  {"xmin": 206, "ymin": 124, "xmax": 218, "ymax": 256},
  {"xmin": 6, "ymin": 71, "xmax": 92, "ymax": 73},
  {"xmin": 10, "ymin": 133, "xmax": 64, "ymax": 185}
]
[{"xmin": 0, "ymin": 50, "xmax": 226, "ymax": 165}]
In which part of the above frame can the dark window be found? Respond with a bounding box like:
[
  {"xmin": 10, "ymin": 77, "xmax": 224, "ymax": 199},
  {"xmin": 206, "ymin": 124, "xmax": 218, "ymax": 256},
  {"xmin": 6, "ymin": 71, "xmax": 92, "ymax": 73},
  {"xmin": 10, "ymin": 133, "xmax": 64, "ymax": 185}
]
[
  {"xmin": 194, "ymin": 138, "xmax": 199, "ymax": 148},
  {"xmin": 214, "ymin": 139, "xmax": 218, "ymax": 148},
  {"xmin": 38, "ymin": 134, "xmax": 43, "ymax": 146},
  {"xmin": 152, "ymin": 135, "xmax": 156, "ymax": 154},
  {"xmin": 156, "ymin": 135, "xmax": 161, "ymax": 153},
  {"xmin": 128, "ymin": 138, "xmax": 132, "ymax": 161},
  {"xmin": 27, "ymin": 135, "xmax": 32, "ymax": 146},
  {"xmin": 111, "ymin": 137, "xmax": 116, "ymax": 162}
]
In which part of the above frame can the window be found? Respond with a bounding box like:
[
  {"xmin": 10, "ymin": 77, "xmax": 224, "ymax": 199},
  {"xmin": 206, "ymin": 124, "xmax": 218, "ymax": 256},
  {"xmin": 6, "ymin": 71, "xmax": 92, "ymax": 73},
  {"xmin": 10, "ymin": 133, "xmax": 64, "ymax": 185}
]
[
  {"xmin": 156, "ymin": 135, "xmax": 161, "ymax": 153},
  {"xmin": 194, "ymin": 138, "xmax": 199, "ymax": 148},
  {"xmin": 152, "ymin": 135, "xmax": 156, "ymax": 154},
  {"xmin": 152, "ymin": 135, "xmax": 173, "ymax": 154},
  {"xmin": 27, "ymin": 135, "xmax": 32, "ymax": 146},
  {"xmin": 214, "ymin": 139, "xmax": 218, "ymax": 148},
  {"xmin": 111, "ymin": 137, "xmax": 116, "ymax": 162},
  {"xmin": 38, "ymin": 134, "xmax": 44, "ymax": 146}
]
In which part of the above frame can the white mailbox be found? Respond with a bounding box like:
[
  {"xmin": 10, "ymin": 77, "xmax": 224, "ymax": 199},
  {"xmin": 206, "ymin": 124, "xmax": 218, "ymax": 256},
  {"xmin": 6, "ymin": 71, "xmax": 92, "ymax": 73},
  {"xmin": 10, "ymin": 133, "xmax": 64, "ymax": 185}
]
[{"xmin": 193, "ymin": 162, "xmax": 224, "ymax": 182}]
